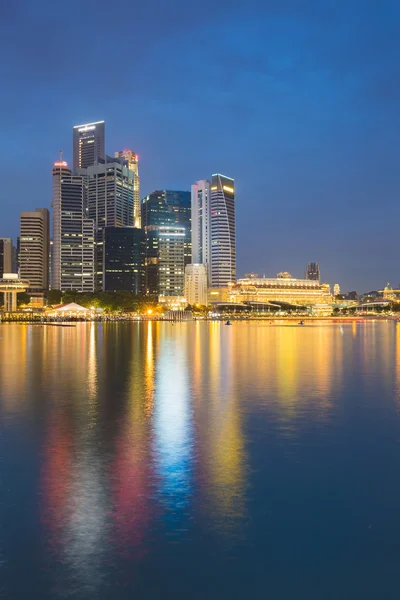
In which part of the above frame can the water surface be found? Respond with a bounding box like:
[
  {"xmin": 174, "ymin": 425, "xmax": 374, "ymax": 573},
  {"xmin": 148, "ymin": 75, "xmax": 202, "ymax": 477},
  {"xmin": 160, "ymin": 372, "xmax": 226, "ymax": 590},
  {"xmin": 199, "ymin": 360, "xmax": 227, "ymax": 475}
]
[{"xmin": 1, "ymin": 321, "xmax": 400, "ymax": 599}]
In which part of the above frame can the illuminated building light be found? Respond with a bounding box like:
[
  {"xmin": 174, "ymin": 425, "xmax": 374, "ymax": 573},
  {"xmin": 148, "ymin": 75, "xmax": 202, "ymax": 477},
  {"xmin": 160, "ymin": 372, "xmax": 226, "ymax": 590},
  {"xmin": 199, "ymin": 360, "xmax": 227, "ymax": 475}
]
[
  {"xmin": 229, "ymin": 276, "xmax": 333, "ymax": 306},
  {"xmin": 210, "ymin": 174, "xmax": 236, "ymax": 288},
  {"xmin": 77, "ymin": 125, "xmax": 96, "ymax": 132},
  {"xmin": 159, "ymin": 232, "xmax": 185, "ymax": 237},
  {"xmin": 74, "ymin": 120, "xmax": 105, "ymax": 129},
  {"xmin": 212, "ymin": 173, "xmax": 234, "ymax": 181}
]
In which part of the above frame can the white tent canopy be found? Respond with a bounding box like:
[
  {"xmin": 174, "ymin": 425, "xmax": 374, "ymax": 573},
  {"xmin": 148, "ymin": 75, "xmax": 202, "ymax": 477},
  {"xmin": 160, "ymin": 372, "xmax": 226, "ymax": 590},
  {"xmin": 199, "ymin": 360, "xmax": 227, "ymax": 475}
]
[{"xmin": 53, "ymin": 303, "xmax": 91, "ymax": 313}]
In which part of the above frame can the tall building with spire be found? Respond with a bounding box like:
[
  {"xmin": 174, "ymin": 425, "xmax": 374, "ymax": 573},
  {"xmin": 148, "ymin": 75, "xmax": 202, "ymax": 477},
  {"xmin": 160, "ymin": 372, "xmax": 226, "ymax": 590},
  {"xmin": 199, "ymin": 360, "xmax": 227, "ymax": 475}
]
[
  {"xmin": 210, "ymin": 173, "xmax": 236, "ymax": 287},
  {"xmin": 52, "ymin": 159, "xmax": 95, "ymax": 292},
  {"xmin": 73, "ymin": 120, "xmax": 105, "ymax": 169},
  {"xmin": 115, "ymin": 149, "xmax": 141, "ymax": 227}
]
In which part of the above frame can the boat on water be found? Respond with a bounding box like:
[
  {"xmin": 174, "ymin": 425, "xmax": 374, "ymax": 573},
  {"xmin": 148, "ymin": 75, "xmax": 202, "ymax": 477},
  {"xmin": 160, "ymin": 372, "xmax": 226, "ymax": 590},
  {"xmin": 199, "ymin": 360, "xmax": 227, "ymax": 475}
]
[
  {"xmin": 225, "ymin": 320, "xmax": 232, "ymax": 326},
  {"xmin": 298, "ymin": 320, "xmax": 305, "ymax": 326}
]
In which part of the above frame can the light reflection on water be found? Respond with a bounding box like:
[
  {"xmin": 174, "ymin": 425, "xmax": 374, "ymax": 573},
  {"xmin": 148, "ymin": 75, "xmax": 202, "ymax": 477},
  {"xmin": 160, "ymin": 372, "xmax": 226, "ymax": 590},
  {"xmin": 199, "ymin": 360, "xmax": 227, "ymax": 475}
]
[{"xmin": 1, "ymin": 321, "xmax": 400, "ymax": 598}]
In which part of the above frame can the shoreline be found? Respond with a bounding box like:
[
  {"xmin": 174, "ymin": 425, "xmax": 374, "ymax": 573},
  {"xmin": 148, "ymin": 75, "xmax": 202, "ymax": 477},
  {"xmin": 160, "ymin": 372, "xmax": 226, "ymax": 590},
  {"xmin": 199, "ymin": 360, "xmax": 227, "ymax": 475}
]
[{"xmin": 0, "ymin": 315, "xmax": 397, "ymax": 324}]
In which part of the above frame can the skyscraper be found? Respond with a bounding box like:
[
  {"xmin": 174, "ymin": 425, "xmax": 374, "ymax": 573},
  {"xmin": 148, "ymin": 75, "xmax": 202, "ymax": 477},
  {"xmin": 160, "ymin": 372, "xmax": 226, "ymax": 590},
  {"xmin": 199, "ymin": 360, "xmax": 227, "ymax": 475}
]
[
  {"xmin": 165, "ymin": 190, "xmax": 191, "ymax": 267},
  {"xmin": 103, "ymin": 227, "xmax": 145, "ymax": 294},
  {"xmin": 191, "ymin": 180, "xmax": 211, "ymax": 281},
  {"xmin": 19, "ymin": 208, "xmax": 50, "ymax": 292},
  {"xmin": 145, "ymin": 226, "xmax": 185, "ymax": 297},
  {"xmin": 52, "ymin": 160, "xmax": 95, "ymax": 292},
  {"xmin": 115, "ymin": 150, "xmax": 141, "ymax": 228},
  {"xmin": 83, "ymin": 156, "xmax": 135, "ymax": 289},
  {"xmin": 85, "ymin": 157, "xmax": 135, "ymax": 229},
  {"xmin": 0, "ymin": 238, "xmax": 12, "ymax": 277},
  {"xmin": 141, "ymin": 190, "xmax": 191, "ymax": 265},
  {"xmin": 306, "ymin": 262, "xmax": 320, "ymax": 281},
  {"xmin": 73, "ymin": 120, "xmax": 105, "ymax": 170},
  {"xmin": 210, "ymin": 173, "xmax": 236, "ymax": 287},
  {"xmin": 141, "ymin": 191, "xmax": 174, "ymax": 229}
]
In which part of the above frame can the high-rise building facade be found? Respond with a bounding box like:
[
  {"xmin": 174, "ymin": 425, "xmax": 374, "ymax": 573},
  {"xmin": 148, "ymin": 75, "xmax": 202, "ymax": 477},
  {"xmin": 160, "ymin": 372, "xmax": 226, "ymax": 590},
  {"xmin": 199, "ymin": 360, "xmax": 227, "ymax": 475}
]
[
  {"xmin": 141, "ymin": 191, "xmax": 174, "ymax": 229},
  {"xmin": 52, "ymin": 161, "xmax": 95, "ymax": 292},
  {"xmin": 103, "ymin": 227, "xmax": 145, "ymax": 294},
  {"xmin": 185, "ymin": 263, "xmax": 208, "ymax": 306},
  {"xmin": 0, "ymin": 238, "xmax": 12, "ymax": 277},
  {"xmin": 141, "ymin": 190, "xmax": 191, "ymax": 266},
  {"xmin": 210, "ymin": 173, "xmax": 236, "ymax": 287},
  {"xmin": 306, "ymin": 262, "xmax": 320, "ymax": 281},
  {"xmin": 73, "ymin": 121, "xmax": 105, "ymax": 170},
  {"xmin": 85, "ymin": 157, "xmax": 135, "ymax": 229},
  {"xmin": 115, "ymin": 150, "xmax": 141, "ymax": 228},
  {"xmin": 19, "ymin": 208, "xmax": 50, "ymax": 291},
  {"xmin": 165, "ymin": 190, "xmax": 191, "ymax": 267},
  {"xmin": 145, "ymin": 226, "xmax": 185, "ymax": 297},
  {"xmin": 83, "ymin": 156, "xmax": 135, "ymax": 289},
  {"xmin": 191, "ymin": 180, "xmax": 211, "ymax": 281}
]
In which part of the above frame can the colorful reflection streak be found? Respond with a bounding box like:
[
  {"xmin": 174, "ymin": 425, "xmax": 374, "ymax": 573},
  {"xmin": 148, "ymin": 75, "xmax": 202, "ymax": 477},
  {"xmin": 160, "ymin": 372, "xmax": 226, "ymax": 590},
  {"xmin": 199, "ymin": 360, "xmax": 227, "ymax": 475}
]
[
  {"xmin": 110, "ymin": 323, "xmax": 155, "ymax": 557},
  {"xmin": 153, "ymin": 325, "xmax": 194, "ymax": 522},
  {"xmin": 198, "ymin": 322, "xmax": 247, "ymax": 532},
  {"xmin": 39, "ymin": 324, "xmax": 108, "ymax": 596}
]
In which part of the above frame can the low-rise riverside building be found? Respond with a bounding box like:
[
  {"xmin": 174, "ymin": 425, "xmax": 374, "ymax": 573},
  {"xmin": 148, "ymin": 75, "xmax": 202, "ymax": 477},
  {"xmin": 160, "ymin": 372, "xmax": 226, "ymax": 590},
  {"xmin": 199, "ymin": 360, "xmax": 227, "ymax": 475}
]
[{"xmin": 228, "ymin": 274, "xmax": 332, "ymax": 307}]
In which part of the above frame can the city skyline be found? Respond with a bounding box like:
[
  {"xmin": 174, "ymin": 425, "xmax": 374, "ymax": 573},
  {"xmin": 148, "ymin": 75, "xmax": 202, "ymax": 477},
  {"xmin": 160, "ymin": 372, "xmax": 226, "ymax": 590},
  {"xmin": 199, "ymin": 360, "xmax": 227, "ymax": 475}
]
[
  {"xmin": 2, "ymin": 123, "xmax": 381, "ymax": 294},
  {"xmin": 3, "ymin": 137, "xmax": 395, "ymax": 293},
  {"xmin": 1, "ymin": 0, "xmax": 400, "ymax": 291}
]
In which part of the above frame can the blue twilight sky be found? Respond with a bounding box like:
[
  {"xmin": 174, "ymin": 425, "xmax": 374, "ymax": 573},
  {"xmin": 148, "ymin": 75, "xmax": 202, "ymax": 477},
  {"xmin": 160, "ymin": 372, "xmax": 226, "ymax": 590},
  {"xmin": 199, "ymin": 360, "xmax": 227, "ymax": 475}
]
[{"xmin": 1, "ymin": 0, "xmax": 399, "ymax": 292}]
